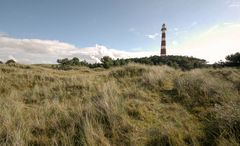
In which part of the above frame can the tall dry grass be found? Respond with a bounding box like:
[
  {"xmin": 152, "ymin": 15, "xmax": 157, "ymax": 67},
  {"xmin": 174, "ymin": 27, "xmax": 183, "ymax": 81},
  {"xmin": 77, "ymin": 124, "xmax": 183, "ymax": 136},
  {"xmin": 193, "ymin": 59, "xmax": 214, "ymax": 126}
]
[{"xmin": 0, "ymin": 63, "xmax": 239, "ymax": 146}]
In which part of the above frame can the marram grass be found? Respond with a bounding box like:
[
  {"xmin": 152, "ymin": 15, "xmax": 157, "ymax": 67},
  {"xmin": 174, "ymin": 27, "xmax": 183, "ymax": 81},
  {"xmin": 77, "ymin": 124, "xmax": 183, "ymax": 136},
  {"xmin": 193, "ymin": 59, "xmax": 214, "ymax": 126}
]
[{"xmin": 0, "ymin": 63, "xmax": 239, "ymax": 146}]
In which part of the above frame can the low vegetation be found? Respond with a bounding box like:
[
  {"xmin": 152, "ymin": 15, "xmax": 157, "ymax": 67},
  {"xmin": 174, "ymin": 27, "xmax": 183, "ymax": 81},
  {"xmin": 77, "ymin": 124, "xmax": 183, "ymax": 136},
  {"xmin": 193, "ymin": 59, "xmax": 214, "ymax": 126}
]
[
  {"xmin": 5, "ymin": 59, "xmax": 16, "ymax": 64},
  {"xmin": 0, "ymin": 62, "xmax": 239, "ymax": 146},
  {"xmin": 213, "ymin": 52, "xmax": 240, "ymax": 68},
  {"xmin": 56, "ymin": 52, "xmax": 239, "ymax": 71},
  {"xmin": 56, "ymin": 55, "xmax": 208, "ymax": 70}
]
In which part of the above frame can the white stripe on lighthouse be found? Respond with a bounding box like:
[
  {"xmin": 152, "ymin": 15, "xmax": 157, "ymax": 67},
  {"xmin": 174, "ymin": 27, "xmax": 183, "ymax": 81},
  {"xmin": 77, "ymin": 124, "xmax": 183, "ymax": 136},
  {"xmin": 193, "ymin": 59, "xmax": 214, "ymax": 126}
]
[{"xmin": 160, "ymin": 23, "xmax": 167, "ymax": 56}]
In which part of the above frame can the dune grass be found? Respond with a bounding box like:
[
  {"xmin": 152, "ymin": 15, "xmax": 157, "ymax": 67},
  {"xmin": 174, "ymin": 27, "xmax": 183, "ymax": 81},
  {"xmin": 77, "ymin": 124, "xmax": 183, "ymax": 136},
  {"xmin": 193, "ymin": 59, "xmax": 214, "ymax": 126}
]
[{"xmin": 0, "ymin": 63, "xmax": 239, "ymax": 146}]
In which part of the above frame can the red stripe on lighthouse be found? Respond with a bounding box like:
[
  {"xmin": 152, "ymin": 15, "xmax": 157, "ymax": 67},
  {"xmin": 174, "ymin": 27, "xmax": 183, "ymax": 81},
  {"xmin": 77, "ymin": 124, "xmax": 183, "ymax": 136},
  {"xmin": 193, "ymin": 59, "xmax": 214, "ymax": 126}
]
[{"xmin": 161, "ymin": 24, "xmax": 167, "ymax": 56}]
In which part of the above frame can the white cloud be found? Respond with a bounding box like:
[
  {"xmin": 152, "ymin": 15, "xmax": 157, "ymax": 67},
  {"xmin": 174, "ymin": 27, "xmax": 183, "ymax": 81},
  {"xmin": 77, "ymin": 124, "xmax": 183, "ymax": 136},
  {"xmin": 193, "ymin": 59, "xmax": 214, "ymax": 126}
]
[
  {"xmin": 145, "ymin": 33, "xmax": 159, "ymax": 40},
  {"xmin": 223, "ymin": 22, "xmax": 235, "ymax": 25},
  {"xmin": 226, "ymin": 0, "xmax": 240, "ymax": 7},
  {"xmin": 169, "ymin": 23, "xmax": 240, "ymax": 63},
  {"xmin": 0, "ymin": 36, "xmax": 158, "ymax": 64},
  {"xmin": 171, "ymin": 41, "xmax": 179, "ymax": 46},
  {"xmin": 229, "ymin": 3, "xmax": 240, "ymax": 7},
  {"xmin": 0, "ymin": 36, "xmax": 78, "ymax": 64},
  {"xmin": 191, "ymin": 21, "xmax": 198, "ymax": 27},
  {"xmin": 8, "ymin": 55, "xmax": 17, "ymax": 61}
]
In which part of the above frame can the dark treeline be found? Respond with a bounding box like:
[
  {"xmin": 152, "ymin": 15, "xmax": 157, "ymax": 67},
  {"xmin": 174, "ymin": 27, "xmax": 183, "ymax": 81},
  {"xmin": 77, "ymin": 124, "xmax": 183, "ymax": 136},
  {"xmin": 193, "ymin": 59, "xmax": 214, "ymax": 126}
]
[
  {"xmin": 213, "ymin": 52, "xmax": 240, "ymax": 68},
  {"xmin": 56, "ymin": 52, "xmax": 240, "ymax": 70},
  {"xmin": 1, "ymin": 53, "xmax": 238, "ymax": 70},
  {"xmin": 56, "ymin": 55, "xmax": 208, "ymax": 70},
  {"xmin": 0, "ymin": 59, "xmax": 16, "ymax": 64}
]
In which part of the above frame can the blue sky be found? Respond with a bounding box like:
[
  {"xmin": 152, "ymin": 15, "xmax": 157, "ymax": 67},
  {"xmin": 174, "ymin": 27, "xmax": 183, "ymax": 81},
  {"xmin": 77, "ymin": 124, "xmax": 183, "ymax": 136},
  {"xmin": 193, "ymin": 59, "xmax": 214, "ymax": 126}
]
[{"xmin": 0, "ymin": 0, "xmax": 240, "ymax": 63}]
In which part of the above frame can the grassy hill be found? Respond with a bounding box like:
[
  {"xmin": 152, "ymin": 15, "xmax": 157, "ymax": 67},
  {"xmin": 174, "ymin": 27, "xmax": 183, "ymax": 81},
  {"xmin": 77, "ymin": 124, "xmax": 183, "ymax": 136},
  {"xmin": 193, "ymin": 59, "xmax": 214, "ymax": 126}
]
[{"xmin": 0, "ymin": 63, "xmax": 239, "ymax": 146}]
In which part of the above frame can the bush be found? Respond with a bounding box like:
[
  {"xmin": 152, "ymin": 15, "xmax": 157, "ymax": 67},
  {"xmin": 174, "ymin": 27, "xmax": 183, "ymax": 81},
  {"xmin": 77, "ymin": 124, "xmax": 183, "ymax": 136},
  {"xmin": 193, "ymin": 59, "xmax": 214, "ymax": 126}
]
[
  {"xmin": 0, "ymin": 61, "xmax": 3, "ymax": 64},
  {"xmin": 57, "ymin": 57, "xmax": 89, "ymax": 69},
  {"xmin": 101, "ymin": 56, "xmax": 114, "ymax": 69},
  {"xmin": 5, "ymin": 59, "xmax": 16, "ymax": 64},
  {"xmin": 213, "ymin": 52, "xmax": 240, "ymax": 68},
  {"xmin": 225, "ymin": 52, "xmax": 240, "ymax": 67}
]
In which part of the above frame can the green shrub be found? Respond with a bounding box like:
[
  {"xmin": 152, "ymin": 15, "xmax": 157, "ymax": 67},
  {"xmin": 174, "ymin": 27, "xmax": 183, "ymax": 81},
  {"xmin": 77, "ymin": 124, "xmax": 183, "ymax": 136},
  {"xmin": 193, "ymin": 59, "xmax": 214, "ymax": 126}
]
[
  {"xmin": 225, "ymin": 52, "xmax": 240, "ymax": 66},
  {"xmin": 101, "ymin": 56, "xmax": 114, "ymax": 69},
  {"xmin": 5, "ymin": 59, "xmax": 16, "ymax": 64}
]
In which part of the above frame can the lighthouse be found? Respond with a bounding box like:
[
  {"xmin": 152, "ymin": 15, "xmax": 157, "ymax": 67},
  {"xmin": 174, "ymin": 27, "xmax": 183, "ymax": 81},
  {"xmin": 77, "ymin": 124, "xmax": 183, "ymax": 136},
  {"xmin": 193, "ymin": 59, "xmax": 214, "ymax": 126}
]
[{"xmin": 161, "ymin": 24, "xmax": 167, "ymax": 56}]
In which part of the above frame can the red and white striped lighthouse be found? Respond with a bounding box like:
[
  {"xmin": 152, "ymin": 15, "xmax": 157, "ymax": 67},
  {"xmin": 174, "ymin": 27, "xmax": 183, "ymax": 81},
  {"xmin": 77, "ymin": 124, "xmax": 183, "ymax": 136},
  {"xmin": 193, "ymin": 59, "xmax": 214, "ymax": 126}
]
[{"xmin": 161, "ymin": 24, "xmax": 167, "ymax": 56}]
